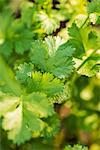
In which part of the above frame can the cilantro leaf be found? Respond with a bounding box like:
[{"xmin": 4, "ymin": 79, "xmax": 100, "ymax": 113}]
[
  {"xmin": 64, "ymin": 144, "xmax": 88, "ymax": 150},
  {"xmin": 0, "ymin": 12, "xmax": 33, "ymax": 56},
  {"xmin": 0, "ymin": 95, "xmax": 19, "ymax": 117},
  {"xmin": 2, "ymin": 103, "xmax": 44, "ymax": 145},
  {"xmin": 51, "ymin": 81, "xmax": 72, "ymax": 104},
  {"xmin": 66, "ymin": 23, "xmax": 85, "ymax": 58},
  {"xmin": 16, "ymin": 64, "xmax": 64, "ymax": 96},
  {"xmin": 37, "ymin": 11, "xmax": 60, "ymax": 34},
  {"xmin": 1, "ymin": 92, "xmax": 54, "ymax": 144},
  {"xmin": 25, "ymin": 92, "xmax": 54, "ymax": 117},
  {"xmin": 30, "ymin": 40, "xmax": 48, "ymax": 70},
  {"xmin": 16, "ymin": 63, "xmax": 34, "ymax": 85},
  {"xmin": 46, "ymin": 45, "xmax": 75, "ymax": 78},
  {"xmin": 14, "ymin": 29, "xmax": 33, "ymax": 54},
  {"xmin": 30, "ymin": 72, "xmax": 64, "ymax": 96},
  {"xmin": 45, "ymin": 36, "xmax": 63, "ymax": 56},
  {"xmin": 30, "ymin": 40, "xmax": 75, "ymax": 78},
  {"xmin": 87, "ymin": 0, "xmax": 100, "ymax": 14},
  {"xmin": 79, "ymin": 26, "xmax": 99, "ymax": 50}
]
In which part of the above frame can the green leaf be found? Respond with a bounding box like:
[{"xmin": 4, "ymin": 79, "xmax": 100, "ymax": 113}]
[
  {"xmin": 64, "ymin": 144, "xmax": 88, "ymax": 150},
  {"xmin": 45, "ymin": 36, "xmax": 63, "ymax": 56},
  {"xmin": 1, "ymin": 92, "xmax": 54, "ymax": 144},
  {"xmin": 67, "ymin": 23, "xmax": 85, "ymax": 58},
  {"xmin": 0, "ymin": 12, "xmax": 33, "ymax": 56},
  {"xmin": 0, "ymin": 95, "xmax": 19, "ymax": 117},
  {"xmin": 29, "ymin": 72, "xmax": 64, "ymax": 96},
  {"xmin": 14, "ymin": 29, "xmax": 33, "ymax": 54},
  {"xmin": 25, "ymin": 92, "xmax": 54, "ymax": 117},
  {"xmin": 30, "ymin": 40, "xmax": 48, "ymax": 70},
  {"xmin": 30, "ymin": 40, "xmax": 75, "ymax": 78},
  {"xmin": 42, "ymin": 114, "xmax": 60, "ymax": 141},
  {"xmin": 37, "ymin": 11, "xmax": 60, "ymax": 34},
  {"xmin": 46, "ymin": 45, "xmax": 75, "ymax": 78},
  {"xmin": 79, "ymin": 26, "xmax": 99, "ymax": 50},
  {"xmin": 0, "ymin": 10, "xmax": 13, "ymax": 33},
  {"xmin": 16, "ymin": 62, "xmax": 34, "ymax": 85},
  {"xmin": 96, "ymin": 15, "xmax": 100, "ymax": 24},
  {"xmin": 2, "ymin": 103, "xmax": 44, "ymax": 145},
  {"xmin": 0, "ymin": 0, "xmax": 10, "ymax": 11},
  {"xmin": 68, "ymin": 23, "xmax": 82, "ymax": 41},
  {"xmin": 0, "ymin": 11, "xmax": 13, "ymax": 56},
  {"xmin": 88, "ymin": 31, "xmax": 98, "ymax": 48},
  {"xmin": 67, "ymin": 39, "xmax": 85, "ymax": 58},
  {"xmin": 0, "ymin": 40, "xmax": 13, "ymax": 56},
  {"xmin": 87, "ymin": 0, "xmax": 100, "ymax": 14},
  {"xmin": 51, "ymin": 81, "xmax": 72, "ymax": 104},
  {"xmin": 21, "ymin": 2, "xmax": 34, "ymax": 27}
]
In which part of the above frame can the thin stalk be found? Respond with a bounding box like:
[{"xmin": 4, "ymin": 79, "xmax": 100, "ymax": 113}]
[
  {"xmin": 77, "ymin": 48, "xmax": 98, "ymax": 71},
  {"xmin": 80, "ymin": 15, "xmax": 89, "ymax": 29}
]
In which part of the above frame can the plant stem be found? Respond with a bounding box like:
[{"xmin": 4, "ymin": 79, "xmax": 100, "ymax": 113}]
[
  {"xmin": 77, "ymin": 48, "xmax": 97, "ymax": 71},
  {"xmin": 80, "ymin": 16, "xmax": 89, "ymax": 29}
]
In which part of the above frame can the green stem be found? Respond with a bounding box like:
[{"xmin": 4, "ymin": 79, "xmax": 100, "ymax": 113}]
[
  {"xmin": 80, "ymin": 15, "xmax": 89, "ymax": 29},
  {"xmin": 77, "ymin": 49, "xmax": 97, "ymax": 71}
]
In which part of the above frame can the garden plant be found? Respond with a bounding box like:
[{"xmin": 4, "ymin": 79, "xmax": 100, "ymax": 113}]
[{"xmin": 0, "ymin": 0, "xmax": 100, "ymax": 150}]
